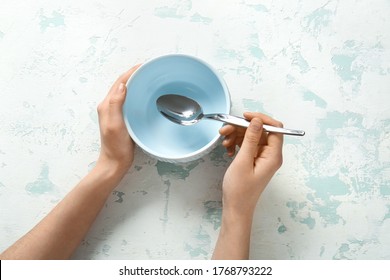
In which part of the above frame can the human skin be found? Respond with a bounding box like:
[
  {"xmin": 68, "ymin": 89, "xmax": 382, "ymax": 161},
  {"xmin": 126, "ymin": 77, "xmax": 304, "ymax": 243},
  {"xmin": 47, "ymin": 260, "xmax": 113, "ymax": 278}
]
[
  {"xmin": 212, "ymin": 112, "xmax": 284, "ymax": 259},
  {"xmin": 0, "ymin": 65, "xmax": 140, "ymax": 259},
  {"xmin": 1, "ymin": 67, "xmax": 283, "ymax": 260}
]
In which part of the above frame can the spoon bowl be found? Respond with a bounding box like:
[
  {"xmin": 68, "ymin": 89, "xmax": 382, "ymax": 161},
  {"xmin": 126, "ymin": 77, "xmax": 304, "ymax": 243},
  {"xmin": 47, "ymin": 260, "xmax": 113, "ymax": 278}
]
[
  {"xmin": 157, "ymin": 94, "xmax": 305, "ymax": 136},
  {"xmin": 156, "ymin": 94, "xmax": 202, "ymax": 125}
]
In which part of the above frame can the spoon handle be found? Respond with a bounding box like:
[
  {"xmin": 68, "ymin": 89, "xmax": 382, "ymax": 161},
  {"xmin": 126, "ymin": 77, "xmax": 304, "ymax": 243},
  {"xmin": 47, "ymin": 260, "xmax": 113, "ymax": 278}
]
[{"xmin": 205, "ymin": 114, "xmax": 305, "ymax": 136}]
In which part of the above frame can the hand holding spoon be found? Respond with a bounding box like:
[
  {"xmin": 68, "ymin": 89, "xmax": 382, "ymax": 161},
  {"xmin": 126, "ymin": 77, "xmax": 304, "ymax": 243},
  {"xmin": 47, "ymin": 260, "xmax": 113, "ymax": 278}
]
[{"xmin": 156, "ymin": 94, "xmax": 305, "ymax": 136}]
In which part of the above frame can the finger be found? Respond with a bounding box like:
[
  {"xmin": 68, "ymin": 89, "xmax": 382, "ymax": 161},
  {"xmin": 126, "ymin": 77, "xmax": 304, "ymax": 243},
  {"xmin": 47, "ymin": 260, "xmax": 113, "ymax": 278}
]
[
  {"xmin": 259, "ymin": 130, "xmax": 268, "ymax": 146},
  {"xmin": 244, "ymin": 111, "xmax": 283, "ymax": 149},
  {"xmin": 222, "ymin": 134, "xmax": 236, "ymax": 147},
  {"xmin": 243, "ymin": 112, "xmax": 281, "ymax": 127},
  {"xmin": 108, "ymin": 64, "xmax": 142, "ymax": 97},
  {"xmin": 219, "ymin": 124, "xmax": 236, "ymax": 136},
  {"xmin": 118, "ymin": 64, "xmax": 142, "ymax": 84},
  {"xmin": 267, "ymin": 130, "xmax": 284, "ymax": 151},
  {"xmin": 227, "ymin": 145, "xmax": 236, "ymax": 157},
  {"xmin": 236, "ymin": 118, "xmax": 263, "ymax": 161},
  {"xmin": 101, "ymin": 64, "xmax": 142, "ymax": 107},
  {"xmin": 108, "ymin": 82, "xmax": 127, "ymax": 125}
]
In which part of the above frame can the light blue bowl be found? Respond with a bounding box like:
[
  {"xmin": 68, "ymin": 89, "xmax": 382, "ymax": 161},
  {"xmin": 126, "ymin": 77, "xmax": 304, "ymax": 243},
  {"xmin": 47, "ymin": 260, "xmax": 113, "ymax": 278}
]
[{"xmin": 123, "ymin": 54, "xmax": 231, "ymax": 162}]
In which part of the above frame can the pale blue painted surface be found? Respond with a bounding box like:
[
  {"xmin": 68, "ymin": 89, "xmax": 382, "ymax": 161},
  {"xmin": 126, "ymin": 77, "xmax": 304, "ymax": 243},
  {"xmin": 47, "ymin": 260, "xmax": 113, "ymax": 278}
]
[{"xmin": 0, "ymin": 0, "xmax": 389, "ymax": 259}]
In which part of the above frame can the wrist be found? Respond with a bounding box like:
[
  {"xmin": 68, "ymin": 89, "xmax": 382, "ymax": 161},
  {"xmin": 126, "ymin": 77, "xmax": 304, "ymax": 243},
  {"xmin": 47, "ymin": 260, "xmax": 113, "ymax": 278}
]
[
  {"xmin": 222, "ymin": 195, "xmax": 258, "ymax": 221},
  {"xmin": 96, "ymin": 155, "xmax": 130, "ymax": 178},
  {"xmin": 220, "ymin": 204, "xmax": 255, "ymax": 238},
  {"xmin": 222, "ymin": 206, "xmax": 254, "ymax": 228},
  {"xmin": 91, "ymin": 158, "xmax": 129, "ymax": 192}
]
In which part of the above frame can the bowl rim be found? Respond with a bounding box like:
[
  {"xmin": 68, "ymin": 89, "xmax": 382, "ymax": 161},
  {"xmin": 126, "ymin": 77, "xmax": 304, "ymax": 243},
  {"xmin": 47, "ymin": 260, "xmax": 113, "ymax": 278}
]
[{"xmin": 123, "ymin": 53, "xmax": 231, "ymax": 162}]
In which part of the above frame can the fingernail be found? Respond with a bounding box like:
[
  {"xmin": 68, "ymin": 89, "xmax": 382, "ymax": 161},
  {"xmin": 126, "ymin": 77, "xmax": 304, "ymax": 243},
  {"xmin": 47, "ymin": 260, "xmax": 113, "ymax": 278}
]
[
  {"xmin": 118, "ymin": 83, "xmax": 125, "ymax": 93},
  {"xmin": 250, "ymin": 118, "xmax": 262, "ymax": 131}
]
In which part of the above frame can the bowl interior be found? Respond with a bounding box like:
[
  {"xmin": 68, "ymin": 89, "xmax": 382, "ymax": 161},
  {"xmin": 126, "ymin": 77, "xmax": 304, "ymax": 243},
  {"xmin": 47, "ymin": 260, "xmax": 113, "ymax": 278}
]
[{"xmin": 124, "ymin": 55, "xmax": 230, "ymax": 161}]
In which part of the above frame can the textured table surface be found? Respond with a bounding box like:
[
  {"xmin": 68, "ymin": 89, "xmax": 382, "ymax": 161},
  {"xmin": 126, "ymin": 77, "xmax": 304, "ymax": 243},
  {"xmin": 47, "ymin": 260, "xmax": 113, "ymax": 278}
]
[{"xmin": 0, "ymin": 0, "xmax": 389, "ymax": 259}]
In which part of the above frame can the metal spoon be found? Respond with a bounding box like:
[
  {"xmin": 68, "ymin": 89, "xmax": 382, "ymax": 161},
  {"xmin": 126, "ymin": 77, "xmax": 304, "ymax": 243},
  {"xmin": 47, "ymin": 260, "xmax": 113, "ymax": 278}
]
[{"xmin": 156, "ymin": 94, "xmax": 305, "ymax": 136}]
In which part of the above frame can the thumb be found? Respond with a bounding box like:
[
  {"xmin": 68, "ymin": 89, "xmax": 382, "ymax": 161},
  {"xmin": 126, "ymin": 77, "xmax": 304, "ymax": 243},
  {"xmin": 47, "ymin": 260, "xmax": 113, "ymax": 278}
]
[
  {"xmin": 109, "ymin": 82, "xmax": 126, "ymax": 121},
  {"xmin": 236, "ymin": 118, "xmax": 263, "ymax": 161},
  {"xmin": 109, "ymin": 82, "xmax": 126, "ymax": 104}
]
